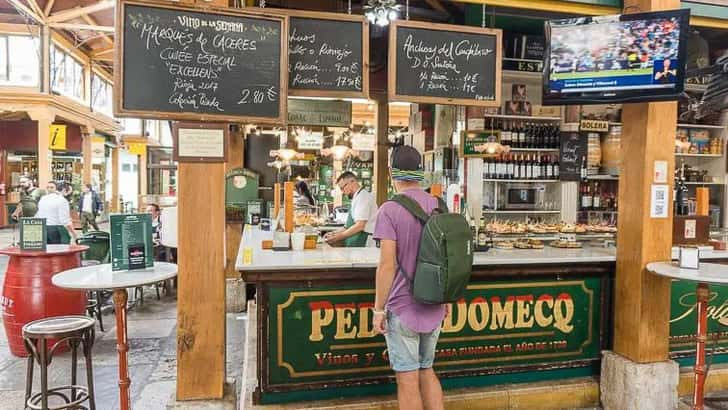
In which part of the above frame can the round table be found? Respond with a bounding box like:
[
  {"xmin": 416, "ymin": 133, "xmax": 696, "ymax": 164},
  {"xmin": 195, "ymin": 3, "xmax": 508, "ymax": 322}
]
[
  {"xmin": 647, "ymin": 262, "xmax": 728, "ymax": 410},
  {"xmin": 0, "ymin": 245, "xmax": 88, "ymax": 357},
  {"xmin": 52, "ymin": 262, "xmax": 178, "ymax": 410}
]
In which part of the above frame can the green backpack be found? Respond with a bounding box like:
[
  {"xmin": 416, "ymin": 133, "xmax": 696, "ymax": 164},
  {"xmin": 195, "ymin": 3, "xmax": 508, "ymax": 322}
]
[{"xmin": 391, "ymin": 194, "xmax": 474, "ymax": 304}]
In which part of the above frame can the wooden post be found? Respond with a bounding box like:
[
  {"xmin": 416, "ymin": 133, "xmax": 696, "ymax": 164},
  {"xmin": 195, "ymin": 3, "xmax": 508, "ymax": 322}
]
[
  {"xmin": 176, "ymin": 160, "xmax": 226, "ymax": 400},
  {"xmin": 138, "ymin": 147, "xmax": 147, "ymax": 211},
  {"xmin": 82, "ymin": 126, "xmax": 93, "ymax": 185},
  {"xmin": 29, "ymin": 111, "xmax": 53, "ymax": 188},
  {"xmin": 613, "ymin": 0, "xmax": 679, "ymax": 363},
  {"xmin": 111, "ymin": 147, "xmax": 120, "ymax": 212},
  {"xmin": 373, "ymin": 98, "xmax": 389, "ymax": 205},
  {"xmin": 284, "ymin": 181, "xmax": 294, "ymax": 233},
  {"xmin": 273, "ymin": 182, "xmax": 281, "ymax": 220},
  {"xmin": 225, "ymin": 126, "xmax": 244, "ymax": 279}
]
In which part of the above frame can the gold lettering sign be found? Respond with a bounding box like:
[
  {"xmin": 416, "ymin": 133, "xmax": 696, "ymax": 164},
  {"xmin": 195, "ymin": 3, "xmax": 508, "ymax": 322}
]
[{"xmin": 579, "ymin": 120, "xmax": 609, "ymax": 133}]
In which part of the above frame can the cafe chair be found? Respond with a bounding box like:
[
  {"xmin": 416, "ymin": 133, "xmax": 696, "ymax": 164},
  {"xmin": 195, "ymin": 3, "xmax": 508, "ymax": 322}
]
[
  {"xmin": 76, "ymin": 231, "xmax": 111, "ymax": 333},
  {"xmin": 22, "ymin": 316, "xmax": 96, "ymax": 410}
]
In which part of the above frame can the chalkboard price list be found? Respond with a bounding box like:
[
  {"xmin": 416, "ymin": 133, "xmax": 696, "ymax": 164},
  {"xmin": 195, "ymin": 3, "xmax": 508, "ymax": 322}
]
[
  {"xmin": 287, "ymin": 15, "xmax": 366, "ymax": 95},
  {"xmin": 120, "ymin": 2, "xmax": 284, "ymax": 121}
]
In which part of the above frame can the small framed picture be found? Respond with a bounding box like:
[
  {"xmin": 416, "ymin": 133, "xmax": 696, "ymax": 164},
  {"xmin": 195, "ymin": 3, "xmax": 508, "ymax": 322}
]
[{"xmin": 512, "ymin": 84, "xmax": 527, "ymax": 101}]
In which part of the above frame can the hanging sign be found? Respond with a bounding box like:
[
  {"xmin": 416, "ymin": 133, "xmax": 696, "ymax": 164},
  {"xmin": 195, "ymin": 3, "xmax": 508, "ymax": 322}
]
[
  {"xmin": 285, "ymin": 10, "xmax": 369, "ymax": 98},
  {"xmin": 287, "ymin": 98, "xmax": 351, "ymax": 127},
  {"xmin": 49, "ymin": 124, "xmax": 67, "ymax": 150},
  {"xmin": 115, "ymin": 0, "xmax": 287, "ymax": 123},
  {"xmin": 579, "ymin": 120, "xmax": 609, "ymax": 133},
  {"xmin": 297, "ymin": 131, "xmax": 324, "ymax": 151},
  {"xmin": 351, "ymin": 133, "xmax": 375, "ymax": 151},
  {"xmin": 389, "ymin": 20, "xmax": 502, "ymax": 107},
  {"xmin": 126, "ymin": 142, "xmax": 146, "ymax": 156}
]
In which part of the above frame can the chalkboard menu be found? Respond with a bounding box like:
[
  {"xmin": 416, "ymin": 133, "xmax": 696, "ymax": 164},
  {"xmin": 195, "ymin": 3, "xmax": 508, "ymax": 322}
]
[
  {"xmin": 559, "ymin": 132, "xmax": 587, "ymax": 182},
  {"xmin": 20, "ymin": 218, "xmax": 46, "ymax": 251},
  {"xmin": 389, "ymin": 20, "xmax": 502, "ymax": 107},
  {"xmin": 286, "ymin": 11, "xmax": 368, "ymax": 98},
  {"xmin": 115, "ymin": 0, "xmax": 287, "ymax": 123}
]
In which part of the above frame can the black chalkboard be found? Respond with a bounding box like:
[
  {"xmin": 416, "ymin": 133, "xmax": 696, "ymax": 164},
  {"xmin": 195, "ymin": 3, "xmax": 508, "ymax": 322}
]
[
  {"xmin": 116, "ymin": 1, "xmax": 287, "ymax": 123},
  {"xmin": 559, "ymin": 132, "xmax": 587, "ymax": 182},
  {"xmin": 389, "ymin": 20, "xmax": 502, "ymax": 107},
  {"xmin": 287, "ymin": 12, "xmax": 368, "ymax": 98}
]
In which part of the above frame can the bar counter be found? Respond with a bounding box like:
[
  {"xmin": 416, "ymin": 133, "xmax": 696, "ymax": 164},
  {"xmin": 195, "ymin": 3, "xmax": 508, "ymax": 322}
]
[{"xmin": 236, "ymin": 227, "xmax": 728, "ymax": 405}]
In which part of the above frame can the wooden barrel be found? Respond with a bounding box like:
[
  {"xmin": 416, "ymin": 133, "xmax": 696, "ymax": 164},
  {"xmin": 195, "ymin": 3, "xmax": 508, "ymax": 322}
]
[
  {"xmin": 0, "ymin": 246, "xmax": 87, "ymax": 357},
  {"xmin": 602, "ymin": 126, "xmax": 621, "ymax": 176},
  {"xmin": 587, "ymin": 133, "xmax": 602, "ymax": 170}
]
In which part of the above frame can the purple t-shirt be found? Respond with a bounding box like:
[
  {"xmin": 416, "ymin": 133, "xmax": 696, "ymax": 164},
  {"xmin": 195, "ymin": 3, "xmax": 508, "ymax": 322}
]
[{"xmin": 373, "ymin": 188, "xmax": 445, "ymax": 333}]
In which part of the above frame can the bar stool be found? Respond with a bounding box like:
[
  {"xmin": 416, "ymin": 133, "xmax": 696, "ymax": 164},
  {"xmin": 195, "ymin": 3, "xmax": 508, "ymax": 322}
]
[{"xmin": 22, "ymin": 316, "xmax": 96, "ymax": 410}]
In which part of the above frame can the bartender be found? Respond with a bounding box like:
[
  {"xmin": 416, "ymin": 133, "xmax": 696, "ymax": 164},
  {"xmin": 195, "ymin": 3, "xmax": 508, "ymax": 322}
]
[{"xmin": 324, "ymin": 171, "xmax": 377, "ymax": 247}]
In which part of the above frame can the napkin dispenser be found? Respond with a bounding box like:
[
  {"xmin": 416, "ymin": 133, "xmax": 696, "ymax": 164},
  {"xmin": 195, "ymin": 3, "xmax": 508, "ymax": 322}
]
[
  {"xmin": 272, "ymin": 231, "xmax": 291, "ymax": 251},
  {"xmin": 678, "ymin": 246, "xmax": 699, "ymax": 270}
]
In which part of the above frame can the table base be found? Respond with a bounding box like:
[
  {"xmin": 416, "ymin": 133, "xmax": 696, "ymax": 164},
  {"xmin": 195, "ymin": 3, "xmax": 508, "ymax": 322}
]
[
  {"xmin": 694, "ymin": 283, "xmax": 709, "ymax": 410},
  {"xmin": 113, "ymin": 289, "xmax": 131, "ymax": 410}
]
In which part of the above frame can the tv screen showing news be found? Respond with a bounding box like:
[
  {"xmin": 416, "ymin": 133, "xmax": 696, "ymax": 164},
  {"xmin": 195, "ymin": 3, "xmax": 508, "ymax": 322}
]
[{"xmin": 543, "ymin": 9, "xmax": 690, "ymax": 105}]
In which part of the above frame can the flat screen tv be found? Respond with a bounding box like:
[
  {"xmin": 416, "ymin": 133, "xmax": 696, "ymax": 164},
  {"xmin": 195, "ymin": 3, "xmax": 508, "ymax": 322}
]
[{"xmin": 543, "ymin": 9, "xmax": 690, "ymax": 105}]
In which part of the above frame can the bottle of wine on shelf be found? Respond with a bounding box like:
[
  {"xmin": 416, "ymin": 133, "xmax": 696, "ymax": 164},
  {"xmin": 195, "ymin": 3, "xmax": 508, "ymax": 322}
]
[{"xmin": 592, "ymin": 182, "xmax": 602, "ymax": 210}]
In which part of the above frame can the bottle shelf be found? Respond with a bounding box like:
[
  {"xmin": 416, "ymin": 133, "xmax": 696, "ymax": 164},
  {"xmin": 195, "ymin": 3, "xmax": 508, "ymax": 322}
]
[
  {"xmin": 586, "ymin": 175, "xmax": 619, "ymax": 180},
  {"xmin": 677, "ymin": 123, "xmax": 725, "ymax": 130},
  {"xmin": 483, "ymin": 179, "xmax": 560, "ymax": 183},
  {"xmin": 675, "ymin": 153, "xmax": 723, "ymax": 157},
  {"xmin": 483, "ymin": 210, "xmax": 561, "ymax": 214},
  {"xmin": 506, "ymin": 147, "xmax": 559, "ymax": 152},
  {"xmin": 483, "ymin": 114, "xmax": 561, "ymax": 121}
]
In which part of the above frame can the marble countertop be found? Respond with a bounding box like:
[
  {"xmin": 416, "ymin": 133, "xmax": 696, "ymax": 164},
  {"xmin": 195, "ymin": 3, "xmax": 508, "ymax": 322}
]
[
  {"xmin": 235, "ymin": 227, "xmax": 728, "ymax": 272},
  {"xmin": 647, "ymin": 262, "xmax": 728, "ymax": 285}
]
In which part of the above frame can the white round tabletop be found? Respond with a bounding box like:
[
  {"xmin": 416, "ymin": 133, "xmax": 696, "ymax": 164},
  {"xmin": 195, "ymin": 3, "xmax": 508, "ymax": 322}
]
[
  {"xmin": 646, "ymin": 262, "xmax": 728, "ymax": 285},
  {"xmin": 52, "ymin": 262, "xmax": 178, "ymax": 290}
]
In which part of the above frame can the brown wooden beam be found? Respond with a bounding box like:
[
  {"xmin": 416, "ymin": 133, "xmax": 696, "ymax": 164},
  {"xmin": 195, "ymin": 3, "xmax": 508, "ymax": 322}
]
[
  {"xmin": 81, "ymin": 14, "xmax": 114, "ymax": 45},
  {"xmin": 48, "ymin": 22, "xmax": 114, "ymax": 32},
  {"xmin": 6, "ymin": 0, "xmax": 44, "ymax": 24},
  {"xmin": 43, "ymin": 0, "xmax": 55, "ymax": 17},
  {"xmin": 24, "ymin": 0, "xmax": 44, "ymax": 20},
  {"xmin": 47, "ymin": 1, "xmax": 114, "ymax": 23}
]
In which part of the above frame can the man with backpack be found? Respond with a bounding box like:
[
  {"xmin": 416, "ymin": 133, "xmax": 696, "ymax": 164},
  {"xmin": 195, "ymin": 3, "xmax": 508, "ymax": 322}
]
[{"xmin": 372, "ymin": 146, "xmax": 473, "ymax": 410}]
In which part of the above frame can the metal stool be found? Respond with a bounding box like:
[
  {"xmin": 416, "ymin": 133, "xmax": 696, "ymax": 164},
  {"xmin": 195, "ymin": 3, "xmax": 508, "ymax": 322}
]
[
  {"xmin": 81, "ymin": 260, "xmax": 104, "ymax": 332},
  {"xmin": 22, "ymin": 316, "xmax": 96, "ymax": 410}
]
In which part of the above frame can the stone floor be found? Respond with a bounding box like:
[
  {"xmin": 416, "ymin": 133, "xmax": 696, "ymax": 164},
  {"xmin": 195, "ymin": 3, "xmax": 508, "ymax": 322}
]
[{"xmin": 0, "ymin": 228, "xmax": 246, "ymax": 409}]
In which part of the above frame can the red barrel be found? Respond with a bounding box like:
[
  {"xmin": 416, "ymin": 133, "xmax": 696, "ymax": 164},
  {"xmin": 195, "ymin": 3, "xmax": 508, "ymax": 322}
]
[{"xmin": 0, "ymin": 245, "xmax": 88, "ymax": 357}]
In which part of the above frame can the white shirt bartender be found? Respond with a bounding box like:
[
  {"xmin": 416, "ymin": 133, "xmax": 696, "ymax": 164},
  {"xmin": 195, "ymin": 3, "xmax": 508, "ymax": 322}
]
[
  {"xmin": 35, "ymin": 181, "xmax": 76, "ymax": 244},
  {"xmin": 324, "ymin": 172, "xmax": 378, "ymax": 247}
]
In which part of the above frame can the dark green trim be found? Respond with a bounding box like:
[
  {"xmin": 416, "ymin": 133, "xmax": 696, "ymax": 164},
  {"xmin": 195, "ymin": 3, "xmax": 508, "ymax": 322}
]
[
  {"xmin": 260, "ymin": 366, "xmax": 596, "ymax": 404},
  {"xmin": 682, "ymin": 2, "xmax": 728, "ymax": 20}
]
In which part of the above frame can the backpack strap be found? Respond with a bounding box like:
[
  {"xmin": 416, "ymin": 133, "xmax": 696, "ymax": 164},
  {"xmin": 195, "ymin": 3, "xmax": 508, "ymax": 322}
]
[
  {"xmin": 390, "ymin": 194, "xmax": 429, "ymax": 225},
  {"xmin": 435, "ymin": 196, "xmax": 449, "ymax": 214}
]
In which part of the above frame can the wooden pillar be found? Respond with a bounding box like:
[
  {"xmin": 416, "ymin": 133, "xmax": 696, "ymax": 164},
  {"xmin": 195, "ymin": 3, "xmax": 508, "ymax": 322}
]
[
  {"xmin": 29, "ymin": 110, "xmax": 54, "ymax": 187},
  {"xmin": 111, "ymin": 147, "xmax": 120, "ymax": 212},
  {"xmin": 82, "ymin": 126, "xmax": 93, "ymax": 185},
  {"xmin": 138, "ymin": 147, "xmax": 147, "ymax": 210},
  {"xmin": 373, "ymin": 98, "xmax": 389, "ymax": 205},
  {"xmin": 225, "ymin": 126, "xmax": 244, "ymax": 279},
  {"xmin": 613, "ymin": 0, "xmax": 679, "ymax": 363},
  {"xmin": 177, "ymin": 160, "xmax": 226, "ymax": 400},
  {"xmin": 284, "ymin": 181, "xmax": 294, "ymax": 233}
]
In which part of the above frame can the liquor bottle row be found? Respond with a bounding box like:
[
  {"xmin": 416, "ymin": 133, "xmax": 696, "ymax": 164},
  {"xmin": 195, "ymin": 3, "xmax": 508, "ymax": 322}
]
[
  {"xmin": 579, "ymin": 181, "xmax": 618, "ymax": 211},
  {"xmin": 486, "ymin": 118, "xmax": 561, "ymax": 149},
  {"xmin": 484, "ymin": 154, "xmax": 560, "ymax": 180}
]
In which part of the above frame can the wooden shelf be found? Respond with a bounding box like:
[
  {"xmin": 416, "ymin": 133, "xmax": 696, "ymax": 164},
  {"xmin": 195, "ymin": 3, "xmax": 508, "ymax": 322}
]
[
  {"xmin": 675, "ymin": 153, "xmax": 723, "ymax": 157},
  {"xmin": 677, "ymin": 123, "xmax": 725, "ymax": 130},
  {"xmin": 685, "ymin": 83, "xmax": 708, "ymax": 93},
  {"xmin": 484, "ymin": 114, "xmax": 561, "ymax": 121},
  {"xmin": 507, "ymin": 147, "xmax": 559, "ymax": 152},
  {"xmin": 483, "ymin": 210, "xmax": 561, "ymax": 214},
  {"xmin": 685, "ymin": 181, "xmax": 723, "ymax": 185},
  {"xmin": 586, "ymin": 175, "xmax": 619, "ymax": 180},
  {"xmin": 502, "ymin": 69, "xmax": 543, "ymax": 82},
  {"xmin": 483, "ymin": 179, "xmax": 560, "ymax": 183}
]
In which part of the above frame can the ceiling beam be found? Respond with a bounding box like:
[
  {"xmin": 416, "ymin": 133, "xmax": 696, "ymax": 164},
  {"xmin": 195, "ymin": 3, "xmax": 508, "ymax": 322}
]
[
  {"xmin": 48, "ymin": 22, "xmax": 114, "ymax": 32},
  {"xmin": 47, "ymin": 1, "xmax": 114, "ymax": 23},
  {"xmin": 6, "ymin": 0, "xmax": 44, "ymax": 24},
  {"xmin": 91, "ymin": 46, "xmax": 114, "ymax": 57},
  {"xmin": 24, "ymin": 0, "xmax": 44, "ymax": 19},
  {"xmin": 424, "ymin": 0, "xmax": 448, "ymax": 14},
  {"xmin": 43, "ymin": 0, "xmax": 56, "ymax": 17},
  {"xmin": 81, "ymin": 14, "xmax": 114, "ymax": 45}
]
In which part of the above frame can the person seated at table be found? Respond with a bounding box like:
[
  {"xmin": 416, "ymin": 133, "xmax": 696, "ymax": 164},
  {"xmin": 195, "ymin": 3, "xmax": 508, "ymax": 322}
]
[{"xmin": 36, "ymin": 181, "xmax": 76, "ymax": 244}]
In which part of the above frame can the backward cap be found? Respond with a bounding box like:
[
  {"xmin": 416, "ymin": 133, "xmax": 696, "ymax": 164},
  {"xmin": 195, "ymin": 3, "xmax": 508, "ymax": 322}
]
[{"xmin": 390, "ymin": 145, "xmax": 422, "ymax": 171}]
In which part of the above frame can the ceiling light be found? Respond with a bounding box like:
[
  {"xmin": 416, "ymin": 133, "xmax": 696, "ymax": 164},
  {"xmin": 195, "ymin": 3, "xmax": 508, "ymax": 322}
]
[{"xmin": 364, "ymin": 0, "xmax": 401, "ymax": 27}]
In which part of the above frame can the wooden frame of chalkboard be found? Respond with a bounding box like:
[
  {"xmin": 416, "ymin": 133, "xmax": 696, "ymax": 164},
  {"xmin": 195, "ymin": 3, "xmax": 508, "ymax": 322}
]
[
  {"xmin": 114, "ymin": 0, "xmax": 289, "ymax": 124},
  {"xmin": 388, "ymin": 20, "xmax": 502, "ymax": 107},
  {"xmin": 275, "ymin": 9, "xmax": 369, "ymax": 99},
  {"xmin": 172, "ymin": 122, "xmax": 229, "ymax": 163}
]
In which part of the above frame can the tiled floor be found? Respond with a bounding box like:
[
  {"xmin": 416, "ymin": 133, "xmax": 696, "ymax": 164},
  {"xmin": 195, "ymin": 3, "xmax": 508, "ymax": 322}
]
[{"xmin": 0, "ymin": 228, "xmax": 245, "ymax": 409}]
